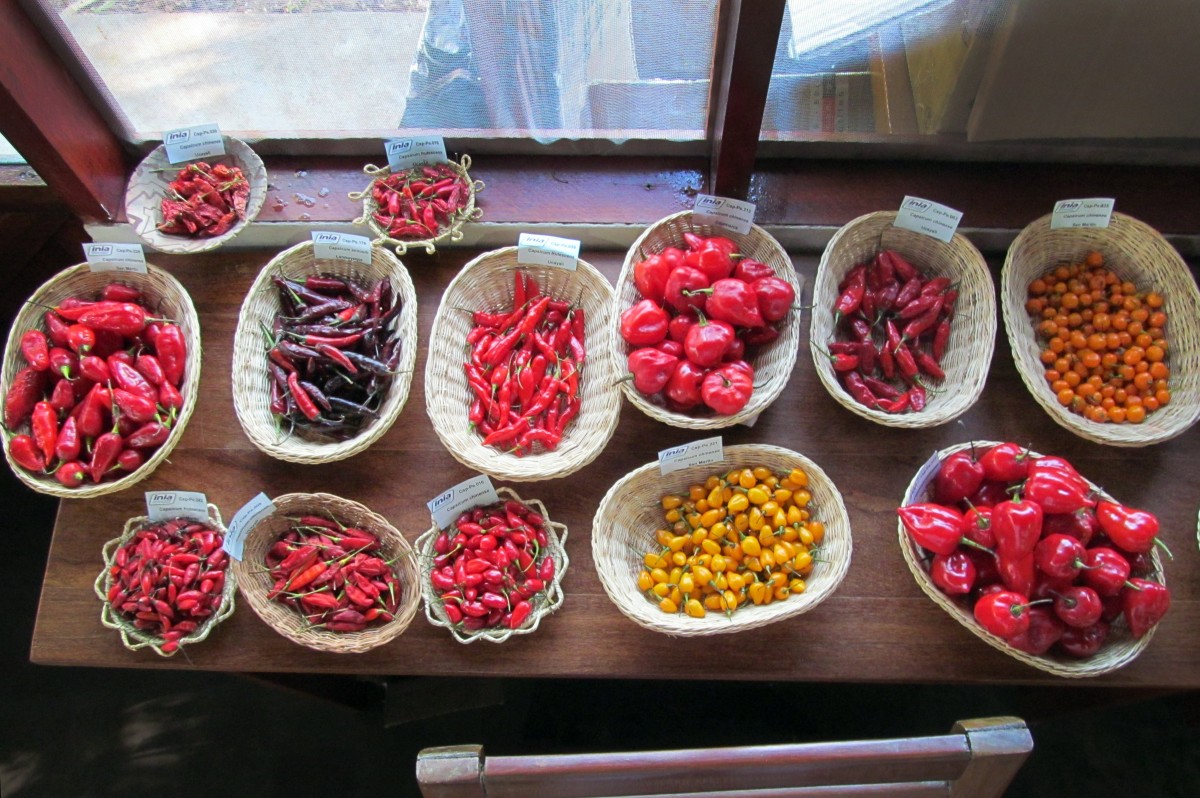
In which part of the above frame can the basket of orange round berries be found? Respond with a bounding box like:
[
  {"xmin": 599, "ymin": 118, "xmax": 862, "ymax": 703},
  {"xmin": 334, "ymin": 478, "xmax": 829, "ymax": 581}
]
[{"xmin": 1002, "ymin": 212, "xmax": 1200, "ymax": 446}]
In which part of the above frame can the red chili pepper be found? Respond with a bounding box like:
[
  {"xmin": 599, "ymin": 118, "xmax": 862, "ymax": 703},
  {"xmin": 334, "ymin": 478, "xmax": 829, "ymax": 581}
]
[
  {"xmin": 155, "ymin": 323, "xmax": 187, "ymax": 386},
  {"xmin": 625, "ymin": 348, "xmax": 678, "ymax": 395},
  {"xmin": 43, "ymin": 311, "xmax": 72, "ymax": 347},
  {"xmin": 932, "ymin": 318, "xmax": 952, "ymax": 363},
  {"xmin": 20, "ymin": 330, "xmax": 50, "ymax": 371},
  {"xmin": 54, "ymin": 416, "xmax": 81, "ymax": 463},
  {"xmin": 1095, "ymin": 501, "xmax": 1165, "ymax": 556},
  {"xmin": 842, "ymin": 371, "xmax": 881, "ymax": 410},
  {"xmin": 978, "ymin": 443, "xmax": 1031, "ymax": 483},
  {"xmin": 1081, "ymin": 547, "xmax": 1132, "ymax": 597},
  {"xmin": 930, "ymin": 551, "xmax": 976, "ymax": 595},
  {"xmin": 665, "ymin": 359, "xmax": 706, "ymax": 410},
  {"xmin": 1121, "ymin": 579, "xmax": 1170, "ymax": 638},
  {"xmin": 633, "ymin": 254, "xmax": 672, "ymax": 304},
  {"xmin": 897, "ymin": 503, "xmax": 968, "ymax": 556},
  {"xmin": 8, "ymin": 434, "xmax": 45, "ymax": 472},
  {"xmin": 287, "ymin": 372, "xmax": 321, "ymax": 421},
  {"xmin": 31, "ymin": 401, "xmax": 58, "ymax": 463},
  {"xmin": 973, "ymin": 590, "xmax": 1035, "ymax": 639},
  {"xmin": 997, "ymin": 551, "xmax": 1036, "ymax": 596},
  {"xmin": 4, "ymin": 367, "xmax": 47, "ymax": 430},
  {"xmin": 684, "ymin": 317, "xmax": 736, "ymax": 368},
  {"xmin": 992, "ymin": 498, "xmax": 1044, "ymax": 559},
  {"xmin": 159, "ymin": 381, "xmax": 184, "ymax": 413},
  {"xmin": 833, "ymin": 269, "xmax": 866, "ymax": 321},
  {"xmin": 933, "ymin": 450, "xmax": 985, "ymax": 504},
  {"xmin": 700, "ymin": 362, "xmax": 754, "ymax": 415},
  {"xmin": 49, "ymin": 348, "xmax": 77, "ymax": 380},
  {"xmin": 74, "ymin": 302, "xmax": 148, "ymax": 336},
  {"xmin": 1024, "ymin": 470, "xmax": 1094, "ymax": 515},
  {"xmin": 112, "ymin": 389, "xmax": 158, "ymax": 424},
  {"xmin": 90, "ymin": 431, "xmax": 124, "ymax": 483},
  {"xmin": 620, "ymin": 299, "xmax": 669, "ymax": 347},
  {"xmin": 508, "ymin": 600, "xmax": 533, "ymax": 629},
  {"xmin": 696, "ymin": 279, "xmax": 765, "ymax": 328},
  {"xmin": 664, "ymin": 266, "xmax": 710, "ymax": 314},
  {"xmin": 55, "ymin": 460, "xmax": 87, "ymax": 487}
]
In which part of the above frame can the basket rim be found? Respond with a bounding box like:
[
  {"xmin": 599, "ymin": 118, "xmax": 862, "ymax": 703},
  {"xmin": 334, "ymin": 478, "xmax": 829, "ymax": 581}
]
[
  {"xmin": 591, "ymin": 443, "xmax": 852, "ymax": 636},
  {"xmin": 0, "ymin": 261, "xmax": 202, "ymax": 499},
  {"xmin": 899, "ymin": 439, "xmax": 1162, "ymax": 678},
  {"xmin": 415, "ymin": 487, "xmax": 569, "ymax": 644},
  {"xmin": 125, "ymin": 135, "xmax": 268, "ymax": 255},
  {"xmin": 809, "ymin": 210, "xmax": 996, "ymax": 428},
  {"xmin": 353, "ymin": 154, "xmax": 483, "ymax": 256},
  {"xmin": 612, "ymin": 210, "xmax": 803, "ymax": 429}
]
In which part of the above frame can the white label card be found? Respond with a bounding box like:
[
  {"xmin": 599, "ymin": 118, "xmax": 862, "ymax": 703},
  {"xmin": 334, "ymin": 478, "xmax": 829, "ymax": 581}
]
[
  {"xmin": 1051, "ymin": 198, "xmax": 1115, "ymax": 229},
  {"xmin": 385, "ymin": 136, "xmax": 448, "ymax": 172},
  {"xmin": 658, "ymin": 436, "xmax": 725, "ymax": 476},
  {"xmin": 913, "ymin": 449, "xmax": 945, "ymax": 502},
  {"xmin": 145, "ymin": 491, "xmax": 209, "ymax": 523},
  {"xmin": 693, "ymin": 194, "xmax": 756, "ymax": 235},
  {"xmin": 223, "ymin": 492, "xmax": 277, "ymax": 562},
  {"xmin": 311, "ymin": 231, "xmax": 372, "ymax": 264},
  {"xmin": 83, "ymin": 243, "xmax": 148, "ymax": 274},
  {"xmin": 162, "ymin": 123, "xmax": 225, "ymax": 164},
  {"xmin": 428, "ymin": 475, "xmax": 500, "ymax": 530},
  {"xmin": 517, "ymin": 233, "xmax": 581, "ymax": 271},
  {"xmin": 893, "ymin": 196, "xmax": 963, "ymax": 243}
]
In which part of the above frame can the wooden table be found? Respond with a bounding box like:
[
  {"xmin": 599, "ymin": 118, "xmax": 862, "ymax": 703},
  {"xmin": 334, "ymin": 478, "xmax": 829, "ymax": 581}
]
[{"xmin": 30, "ymin": 247, "xmax": 1200, "ymax": 687}]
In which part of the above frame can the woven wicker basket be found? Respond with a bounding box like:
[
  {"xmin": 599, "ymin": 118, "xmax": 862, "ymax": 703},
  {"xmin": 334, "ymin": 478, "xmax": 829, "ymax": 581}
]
[
  {"xmin": 231, "ymin": 492, "xmax": 420, "ymax": 653},
  {"xmin": 350, "ymin": 154, "xmax": 483, "ymax": 256},
  {"xmin": 425, "ymin": 247, "xmax": 620, "ymax": 481},
  {"xmin": 230, "ymin": 241, "xmax": 418, "ymax": 464},
  {"xmin": 1, "ymin": 262, "xmax": 202, "ymax": 498},
  {"xmin": 613, "ymin": 211, "xmax": 802, "ymax": 429},
  {"xmin": 592, "ymin": 444, "xmax": 852, "ymax": 636},
  {"xmin": 811, "ymin": 211, "xmax": 995, "ymax": 427},
  {"xmin": 93, "ymin": 504, "xmax": 236, "ymax": 657},
  {"xmin": 899, "ymin": 440, "xmax": 1165, "ymax": 678},
  {"xmin": 125, "ymin": 136, "xmax": 268, "ymax": 254},
  {"xmin": 1002, "ymin": 212, "xmax": 1200, "ymax": 446},
  {"xmin": 415, "ymin": 487, "xmax": 568, "ymax": 644}
]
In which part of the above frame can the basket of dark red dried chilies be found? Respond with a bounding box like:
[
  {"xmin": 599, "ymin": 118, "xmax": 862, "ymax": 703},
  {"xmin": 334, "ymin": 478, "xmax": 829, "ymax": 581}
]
[
  {"xmin": 94, "ymin": 505, "xmax": 236, "ymax": 657},
  {"xmin": 810, "ymin": 211, "xmax": 996, "ymax": 428},
  {"xmin": 425, "ymin": 248, "xmax": 620, "ymax": 481},
  {"xmin": 350, "ymin": 155, "xmax": 483, "ymax": 256},
  {"xmin": 125, "ymin": 135, "xmax": 267, "ymax": 254},
  {"xmin": 231, "ymin": 493, "xmax": 420, "ymax": 653},
  {"xmin": 232, "ymin": 241, "xmax": 418, "ymax": 464}
]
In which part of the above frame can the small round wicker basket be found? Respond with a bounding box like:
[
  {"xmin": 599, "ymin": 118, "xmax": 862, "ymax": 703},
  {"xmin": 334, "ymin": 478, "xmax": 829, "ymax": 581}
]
[
  {"xmin": 230, "ymin": 241, "xmax": 418, "ymax": 464},
  {"xmin": 425, "ymin": 247, "xmax": 620, "ymax": 481},
  {"xmin": 592, "ymin": 444, "xmax": 851, "ymax": 636},
  {"xmin": 810, "ymin": 211, "xmax": 995, "ymax": 427},
  {"xmin": 125, "ymin": 136, "xmax": 268, "ymax": 254},
  {"xmin": 350, "ymin": 154, "xmax": 483, "ymax": 256},
  {"xmin": 1, "ymin": 262, "xmax": 202, "ymax": 498},
  {"xmin": 613, "ymin": 211, "xmax": 802, "ymax": 429},
  {"xmin": 1002, "ymin": 212, "xmax": 1200, "ymax": 446},
  {"xmin": 415, "ymin": 487, "xmax": 568, "ymax": 644},
  {"xmin": 94, "ymin": 504, "xmax": 236, "ymax": 657},
  {"xmin": 231, "ymin": 493, "xmax": 420, "ymax": 654},
  {"xmin": 899, "ymin": 440, "xmax": 1165, "ymax": 678}
]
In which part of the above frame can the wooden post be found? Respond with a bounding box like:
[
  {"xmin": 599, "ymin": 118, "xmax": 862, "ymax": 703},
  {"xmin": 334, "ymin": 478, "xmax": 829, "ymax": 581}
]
[
  {"xmin": 949, "ymin": 717, "xmax": 1034, "ymax": 798},
  {"xmin": 416, "ymin": 745, "xmax": 487, "ymax": 798}
]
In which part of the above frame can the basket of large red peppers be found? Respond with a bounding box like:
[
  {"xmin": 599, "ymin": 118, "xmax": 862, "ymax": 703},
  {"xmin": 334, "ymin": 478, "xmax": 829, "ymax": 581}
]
[
  {"xmin": 352, "ymin": 155, "xmax": 483, "ymax": 256},
  {"xmin": 1, "ymin": 264, "xmax": 200, "ymax": 498},
  {"xmin": 614, "ymin": 211, "xmax": 802, "ymax": 429},
  {"xmin": 811, "ymin": 211, "xmax": 994, "ymax": 428},
  {"xmin": 898, "ymin": 440, "xmax": 1170, "ymax": 677}
]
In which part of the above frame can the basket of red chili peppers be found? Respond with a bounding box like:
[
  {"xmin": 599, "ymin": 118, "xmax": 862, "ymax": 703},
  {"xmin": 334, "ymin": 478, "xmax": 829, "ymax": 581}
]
[
  {"xmin": 1, "ymin": 263, "xmax": 201, "ymax": 498},
  {"xmin": 898, "ymin": 440, "xmax": 1170, "ymax": 677},
  {"xmin": 351, "ymin": 155, "xmax": 483, "ymax": 256},
  {"xmin": 125, "ymin": 136, "xmax": 267, "ymax": 254},
  {"xmin": 613, "ymin": 211, "xmax": 802, "ymax": 429},
  {"xmin": 416, "ymin": 488, "xmax": 568, "ymax": 644},
  {"xmin": 811, "ymin": 211, "xmax": 995, "ymax": 427},
  {"xmin": 231, "ymin": 493, "xmax": 421, "ymax": 654},
  {"xmin": 95, "ymin": 505, "xmax": 236, "ymax": 657},
  {"xmin": 425, "ymin": 247, "xmax": 620, "ymax": 481},
  {"xmin": 231, "ymin": 241, "xmax": 418, "ymax": 464}
]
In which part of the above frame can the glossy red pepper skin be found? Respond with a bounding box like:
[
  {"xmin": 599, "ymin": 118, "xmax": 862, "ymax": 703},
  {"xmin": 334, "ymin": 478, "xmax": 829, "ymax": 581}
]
[
  {"xmin": 992, "ymin": 498, "xmax": 1044, "ymax": 559},
  {"xmin": 1007, "ymin": 607, "xmax": 1064, "ymax": 656},
  {"xmin": 733, "ymin": 258, "xmax": 774, "ymax": 282},
  {"xmin": 930, "ymin": 551, "xmax": 976, "ymax": 595},
  {"xmin": 1095, "ymin": 501, "xmax": 1161, "ymax": 555},
  {"xmin": 20, "ymin": 330, "xmax": 51, "ymax": 371},
  {"xmin": 631, "ymin": 254, "xmax": 671, "ymax": 304},
  {"xmin": 4, "ymin": 367, "xmax": 46, "ymax": 430},
  {"xmin": 8, "ymin": 434, "xmax": 45, "ymax": 472},
  {"xmin": 897, "ymin": 503, "xmax": 965, "ymax": 556},
  {"xmin": 702, "ymin": 279, "xmax": 765, "ymax": 329},
  {"xmin": 978, "ymin": 443, "xmax": 1032, "ymax": 482},
  {"xmin": 90, "ymin": 431, "xmax": 124, "ymax": 483},
  {"xmin": 1034, "ymin": 534, "xmax": 1087, "ymax": 581},
  {"xmin": 684, "ymin": 318, "xmax": 735, "ymax": 367},
  {"xmin": 1052, "ymin": 585, "xmax": 1103, "ymax": 629},
  {"xmin": 626, "ymin": 348, "xmax": 678, "ymax": 395},
  {"xmin": 665, "ymin": 359, "xmax": 706, "ymax": 409},
  {"xmin": 1024, "ymin": 470, "xmax": 1095, "ymax": 514},
  {"xmin": 619, "ymin": 299, "xmax": 670, "ymax": 347},
  {"xmin": 973, "ymin": 590, "xmax": 1033, "ymax": 639},
  {"xmin": 701, "ymin": 363, "xmax": 754, "ymax": 415},
  {"xmin": 1081, "ymin": 547, "xmax": 1131, "ymax": 597},
  {"xmin": 31, "ymin": 401, "xmax": 58, "ymax": 463},
  {"xmin": 960, "ymin": 506, "xmax": 995, "ymax": 548},
  {"xmin": 1122, "ymin": 579, "xmax": 1170, "ymax": 638},
  {"xmin": 751, "ymin": 276, "xmax": 795, "ymax": 323},
  {"xmin": 1058, "ymin": 622, "xmax": 1108, "ymax": 657},
  {"xmin": 55, "ymin": 460, "xmax": 87, "ymax": 487},
  {"xmin": 933, "ymin": 451, "xmax": 985, "ymax": 505},
  {"xmin": 55, "ymin": 416, "xmax": 81, "ymax": 463},
  {"xmin": 664, "ymin": 266, "xmax": 710, "ymax": 314},
  {"xmin": 997, "ymin": 551, "xmax": 1036, "ymax": 596},
  {"xmin": 75, "ymin": 302, "xmax": 148, "ymax": 336},
  {"xmin": 155, "ymin": 323, "xmax": 188, "ymax": 386}
]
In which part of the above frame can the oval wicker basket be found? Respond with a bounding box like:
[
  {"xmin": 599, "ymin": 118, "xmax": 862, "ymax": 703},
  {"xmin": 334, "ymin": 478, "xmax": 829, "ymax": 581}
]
[
  {"xmin": 811, "ymin": 211, "xmax": 996, "ymax": 427},
  {"xmin": 125, "ymin": 136, "xmax": 268, "ymax": 254},
  {"xmin": 93, "ymin": 504, "xmax": 236, "ymax": 657},
  {"xmin": 231, "ymin": 492, "xmax": 420, "ymax": 653},
  {"xmin": 350, "ymin": 154, "xmax": 483, "ymax": 256},
  {"xmin": 613, "ymin": 211, "xmax": 802, "ymax": 429},
  {"xmin": 1, "ymin": 262, "xmax": 202, "ymax": 498},
  {"xmin": 592, "ymin": 444, "xmax": 852, "ymax": 636},
  {"xmin": 899, "ymin": 440, "xmax": 1165, "ymax": 678},
  {"xmin": 1001, "ymin": 212, "xmax": 1200, "ymax": 446},
  {"xmin": 425, "ymin": 247, "xmax": 620, "ymax": 481},
  {"xmin": 231, "ymin": 241, "xmax": 418, "ymax": 464},
  {"xmin": 415, "ymin": 487, "xmax": 568, "ymax": 644}
]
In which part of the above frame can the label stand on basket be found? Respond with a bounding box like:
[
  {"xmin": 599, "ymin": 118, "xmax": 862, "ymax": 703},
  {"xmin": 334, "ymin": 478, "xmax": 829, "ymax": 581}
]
[
  {"xmin": 1051, "ymin": 198, "xmax": 1115, "ymax": 229},
  {"xmin": 659, "ymin": 437, "xmax": 724, "ymax": 475},
  {"xmin": 83, "ymin": 243, "xmax": 147, "ymax": 274},
  {"xmin": 145, "ymin": 491, "xmax": 209, "ymax": 523},
  {"xmin": 163, "ymin": 124, "xmax": 224, "ymax": 164},
  {"xmin": 385, "ymin": 136, "xmax": 447, "ymax": 172},
  {"xmin": 894, "ymin": 196, "xmax": 962, "ymax": 242},
  {"xmin": 224, "ymin": 492, "xmax": 276, "ymax": 561},
  {"xmin": 428, "ymin": 475, "xmax": 500, "ymax": 530}
]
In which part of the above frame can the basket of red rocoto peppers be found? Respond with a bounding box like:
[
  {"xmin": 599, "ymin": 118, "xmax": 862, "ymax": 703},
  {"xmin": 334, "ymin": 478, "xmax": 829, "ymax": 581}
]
[
  {"xmin": 614, "ymin": 211, "xmax": 802, "ymax": 429},
  {"xmin": 352, "ymin": 155, "xmax": 483, "ymax": 256},
  {"xmin": 898, "ymin": 441, "xmax": 1171, "ymax": 678},
  {"xmin": 1, "ymin": 263, "xmax": 201, "ymax": 499}
]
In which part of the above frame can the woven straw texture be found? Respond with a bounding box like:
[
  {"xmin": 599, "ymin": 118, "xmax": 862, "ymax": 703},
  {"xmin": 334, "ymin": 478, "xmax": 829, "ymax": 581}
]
[
  {"xmin": 230, "ymin": 241, "xmax": 418, "ymax": 464},
  {"xmin": 125, "ymin": 136, "xmax": 268, "ymax": 254},
  {"xmin": 592, "ymin": 444, "xmax": 852, "ymax": 636},
  {"xmin": 350, "ymin": 154, "xmax": 484, "ymax": 256},
  {"xmin": 811, "ymin": 211, "xmax": 996, "ymax": 427},
  {"xmin": 93, "ymin": 504, "xmax": 236, "ymax": 657},
  {"xmin": 231, "ymin": 492, "xmax": 420, "ymax": 654},
  {"xmin": 900, "ymin": 440, "xmax": 1164, "ymax": 678},
  {"xmin": 415, "ymin": 488, "xmax": 568, "ymax": 644},
  {"xmin": 1, "ymin": 262, "xmax": 202, "ymax": 498},
  {"xmin": 614, "ymin": 211, "xmax": 802, "ymax": 429},
  {"xmin": 1002, "ymin": 212, "xmax": 1200, "ymax": 446},
  {"xmin": 425, "ymin": 247, "xmax": 620, "ymax": 481}
]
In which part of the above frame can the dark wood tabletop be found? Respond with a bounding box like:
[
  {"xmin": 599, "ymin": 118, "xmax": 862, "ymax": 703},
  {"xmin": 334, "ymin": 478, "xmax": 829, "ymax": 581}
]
[{"xmin": 29, "ymin": 246, "xmax": 1200, "ymax": 687}]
